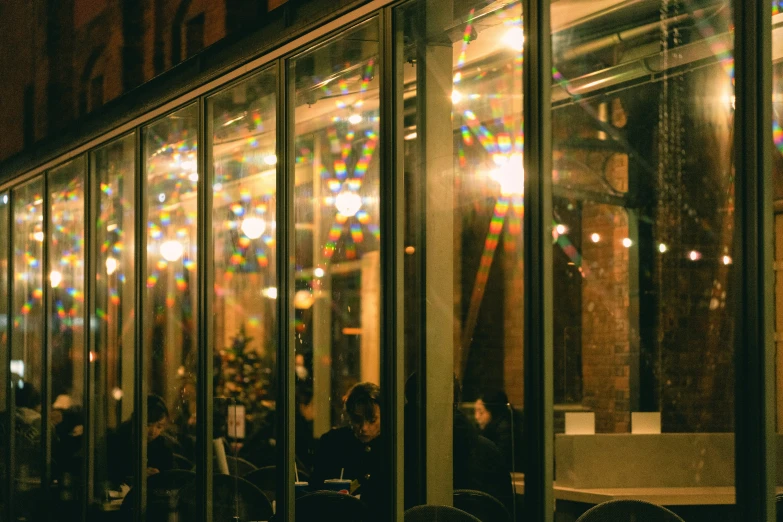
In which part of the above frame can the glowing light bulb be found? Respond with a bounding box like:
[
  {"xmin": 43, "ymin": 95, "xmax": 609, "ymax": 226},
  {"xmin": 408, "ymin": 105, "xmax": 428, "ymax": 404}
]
[
  {"xmin": 658, "ymin": 243, "xmax": 668, "ymax": 253},
  {"xmin": 622, "ymin": 238, "xmax": 633, "ymax": 248},
  {"xmin": 264, "ymin": 155, "xmax": 278, "ymax": 166},
  {"xmin": 590, "ymin": 233, "xmax": 600, "ymax": 243},
  {"xmin": 160, "ymin": 240, "xmax": 184, "ymax": 262},
  {"xmin": 294, "ymin": 289, "xmax": 315, "ymax": 310},
  {"xmin": 262, "ymin": 287, "xmax": 278, "ymax": 299},
  {"xmin": 555, "ymin": 224, "xmax": 568, "ymax": 235},
  {"xmin": 112, "ymin": 388, "xmax": 123, "ymax": 401},
  {"xmin": 105, "ymin": 257, "xmax": 119, "ymax": 275},
  {"xmin": 688, "ymin": 250, "xmax": 702, "ymax": 261},
  {"xmin": 34, "ymin": 231, "xmax": 44, "ymax": 242},
  {"xmin": 490, "ymin": 153, "xmax": 524, "ymax": 196},
  {"xmin": 50, "ymin": 270, "xmax": 63, "ymax": 288},
  {"xmin": 335, "ymin": 190, "xmax": 362, "ymax": 217},
  {"xmin": 722, "ymin": 255, "xmax": 733, "ymax": 265},
  {"xmin": 348, "ymin": 114, "xmax": 363, "ymax": 125},
  {"xmin": 314, "ymin": 267, "xmax": 325, "ymax": 278},
  {"xmin": 504, "ymin": 26, "xmax": 525, "ymax": 51},
  {"xmin": 189, "ymin": 173, "xmax": 199, "ymax": 182},
  {"xmin": 241, "ymin": 217, "xmax": 266, "ymax": 239},
  {"xmin": 451, "ymin": 89, "xmax": 463, "ymax": 104}
]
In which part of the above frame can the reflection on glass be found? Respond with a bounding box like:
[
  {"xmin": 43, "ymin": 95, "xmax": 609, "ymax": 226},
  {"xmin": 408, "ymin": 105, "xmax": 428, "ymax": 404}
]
[
  {"xmin": 292, "ymin": 19, "xmax": 382, "ymax": 511},
  {"xmin": 0, "ymin": 192, "xmax": 8, "ymax": 516},
  {"xmin": 91, "ymin": 135, "xmax": 136, "ymax": 509},
  {"xmin": 398, "ymin": 0, "xmax": 523, "ymax": 513},
  {"xmin": 551, "ymin": 0, "xmax": 735, "ymax": 518},
  {"xmin": 11, "ymin": 178, "xmax": 45, "ymax": 522},
  {"xmin": 143, "ymin": 105, "xmax": 199, "ymax": 498},
  {"xmin": 48, "ymin": 158, "xmax": 86, "ymax": 519},
  {"xmin": 209, "ymin": 68, "xmax": 278, "ymax": 512}
]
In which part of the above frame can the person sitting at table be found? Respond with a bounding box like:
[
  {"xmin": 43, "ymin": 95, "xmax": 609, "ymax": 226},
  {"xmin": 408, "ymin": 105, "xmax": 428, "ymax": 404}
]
[
  {"xmin": 473, "ymin": 390, "xmax": 521, "ymax": 471},
  {"xmin": 404, "ymin": 373, "xmax": 513, "ymax": 512},
  {"xmin": 310, "ymin": 382, "xmax": 387, "ymax": 514},
  {"xmin": 109, "ymin": 394, "xmax": 175, "ymax": 485}
]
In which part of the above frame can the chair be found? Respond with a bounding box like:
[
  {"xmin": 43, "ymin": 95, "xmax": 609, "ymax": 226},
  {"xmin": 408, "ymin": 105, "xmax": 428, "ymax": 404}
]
[
  {"xmin": 296, "ymin": 490, "xmax": 367, "ymax": 522},
  {"xmin": 453, "ymin": 489, "xmax": 511, "ymax": 522},
  {"xmin": 181, "ymin": 474, "xmax": 273, "ymax": 521},
  {"xmin": 575, "ymin": 499, "xmax": 685, "ymax": 522},
  {"xmin": 776, "ymin": 493, "xmax": 783, "ymax": 522},
  {"xmin": 225, "ymin": 455, "xmax": 258, "ymax": 477},
  {"xmin": 119, "ymin": 469, "xmax": 196, "ymax": 522},
  {"xmin": 244, "ymin": 465, "xmax": 277, "ymax": 503},
  {"xmin": 404, "ymin": 505, "xmax": 482, "ymax": 522},
  {"xmin": 172, "ymin": 453, "xmax": 194, "ymax": 470}
]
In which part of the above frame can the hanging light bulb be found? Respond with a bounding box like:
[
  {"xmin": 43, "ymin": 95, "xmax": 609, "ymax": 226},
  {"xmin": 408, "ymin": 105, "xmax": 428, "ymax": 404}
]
[
  {"xmin": 264, "ymin": 155, "xmax": 278, "ymax": 166},
  {"xmin": 504, "ymin": 26, "xmax": 525, "ymax": 51},
  {"xmin": 34, "ymin": 231, "xmax": 44, "ymax": 242},
  {"xmin": 241, "ymin": 217, "xmax": 266, "ymax": 239},
  {"xmin": 105, "ymin": 257, "xmax": 119, "ymax": 275},
  {"xmin": 490, "ymin": 153, "xmax": 524, "ymax": 196},
  {"xmin": 335, "ymin": 190, "xmax": 362, "ymax": 217},
  {"xmin": 50, "ymin": 270, "xmax": 63, "ymax": 288},
  {"xmin": 348, "ymin": 114, "xmax": 363, "ymax": 125},
  {"xmin": 160, "ymin": 240, "xmax": 184, "ymax": 262},
  {"xmin": 590, "ymin": 233, "xmax": 601, "ymax": 243}
]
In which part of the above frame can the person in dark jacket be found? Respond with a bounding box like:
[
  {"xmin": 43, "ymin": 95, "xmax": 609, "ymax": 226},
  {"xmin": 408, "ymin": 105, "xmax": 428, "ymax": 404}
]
[
  {"xmin": 403, "ymin": 374, "xmax": 513, "ymax": 512},
  {"xmin": 475, "ymin": 390, "xmax": 514, "ymax": 468},
  {"xmin": 310, "ymin": 382, "xmax": 387, "ymax": 516},
  {"xmin": 109, "ymin": 394, "xmax": 175, "ymax": 486}
]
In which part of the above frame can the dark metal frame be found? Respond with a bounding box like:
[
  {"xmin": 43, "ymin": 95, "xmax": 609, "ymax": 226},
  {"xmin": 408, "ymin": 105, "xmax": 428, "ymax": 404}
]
[
  {"xmin": 734, "ymin": 0, "xmax": 775, "ymax": 521},
  {"xmin": 277, "ymin": 55, "xmax": 296, "ymax": 522},
  {"xmin": 523, "ymin": 0, "xmax": 554, "ymax": 520}
]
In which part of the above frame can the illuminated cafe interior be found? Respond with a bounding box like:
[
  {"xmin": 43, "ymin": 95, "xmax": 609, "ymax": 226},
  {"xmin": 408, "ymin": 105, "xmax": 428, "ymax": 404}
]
[{"xmin": 0, "ymin": 0, "xmax": 780, "ymax": 521}]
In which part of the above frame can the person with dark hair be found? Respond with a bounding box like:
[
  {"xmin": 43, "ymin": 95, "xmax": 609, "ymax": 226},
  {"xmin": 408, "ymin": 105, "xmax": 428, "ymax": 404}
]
[
  {"xmin": 404, "ymin": 373, "xmax": 513, "ymax": 512},
  {"xmin": 310, "ymin": 382, "xmax": 387, "ymax": 514},
  {"xmin": 108, "ymin": 394, "xmax": 175, "ymax": 485},
  {"xmin": 474, "ymin": 389, "xmax": 513, "ymax": 467}
]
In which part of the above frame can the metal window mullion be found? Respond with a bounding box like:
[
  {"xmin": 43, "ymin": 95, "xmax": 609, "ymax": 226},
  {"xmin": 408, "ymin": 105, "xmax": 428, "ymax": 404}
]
[
  {"xmin": 733, "ymin": 0, "xmax": 775, "ymax": 520},
  {"xmin": 276, "ymin": 57, "xmax": 295, "ymax": 522},
  {"xmin": 522, "ymin": 0, "xmax": 554, "ymax": 520},
  {"xmin": 379, "ymin": 7, "xmax": 403, "ymax": 521},
  {"xmin": 6, "ymin": 189, "xmax": 15, "ymax": 522},
  {"xmin": 133, "ymin": 127, "xmax": 147, "ymax": 522},
  {"xmin": 83, "ymin": 153, "xmax": 95, "ymax": 521},
  {"xmin": 196, "ymin": 95, "xmax": 214, "ymax": 522},
  {"xmin": 42, "ymin": 171, "xmax": 52, "ymax": 522}
]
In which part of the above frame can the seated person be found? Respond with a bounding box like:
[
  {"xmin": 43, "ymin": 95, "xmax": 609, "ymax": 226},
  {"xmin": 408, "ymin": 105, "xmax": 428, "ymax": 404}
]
[
  {"xmin": 109, "ymin": 394, "xmax": 175, "ymax": 485},
  {"xmin": 310, "ymin": 382, "xmax": 387, "ymax": 514},
  {"xmin": 475, "ymin": 389, "xmax": 517, "ymax": 470},
  {"xmin": 404, "ymin": 373, "xmax": 513, "ymax": 512}
]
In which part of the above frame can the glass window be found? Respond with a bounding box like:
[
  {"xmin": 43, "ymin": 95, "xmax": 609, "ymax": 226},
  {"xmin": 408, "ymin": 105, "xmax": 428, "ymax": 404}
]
[
  {"xmin": 0, "ymin": 191, "xmax": 9, "ymax": 517},
  {"xmin": 90, "ymin": 134, "xmax": 136, "ymax": 513},
  {"xmin": 291, "ymin": 18, "xmax": 383, "ymax": 515},
  {"xmin": 142, "ymin": 104, "xmax": 199, "ymax": 516},
  {"xmin": 551, "ymin": 0, "xmax": 735, "ymax": 519},
  {"xmin": 208, "ymin": 68, "xmax": 279, "ymax": 517},
  {"xmin": 11, "ymin": 178, "xmax": 45, "ymax": 522},
  {"xmin": 47, "ymin": 157, "xmax": 87, "ymax": 520},
  {"xmin": 774, "ymin": 0, "xmax": 783, "ymax": 492},
  {"xmin": 396, "ymin": 0, "xmax": 524, "ymax": 515}
]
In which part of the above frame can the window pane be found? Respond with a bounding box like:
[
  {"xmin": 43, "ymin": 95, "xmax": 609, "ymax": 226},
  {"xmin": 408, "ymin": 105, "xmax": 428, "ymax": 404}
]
[
  {"xmin": 291, "ymin": 19, "xmax": 383, "ymax": 515},
  {"xmin": 0, "ymin": 192, "xmax": 9, "ymax": 517},
  {"xmin": 551, "ymin": 1, "xmax": 735, "ymax": 519},
  {"xmin": 396, "ymin": 0, "xmax": 523, "ymax": 514},
  {"xmin": 47, "ymin": 157, "xmax": 87, "ymax": 520},
  {"xmin": 209, "ymin": 68, "xmax": 278, "ymax": 516},
  {"xmin": 11, "ymin": 178, "xmax": 45, "ymax": 522},
  {"xmin": 90, "ymin": 134, "xmax": 136, "ymax": 513},
  {"xmin": 142, "ymin": 104, "xmax": 199, "ymax": 517}
]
